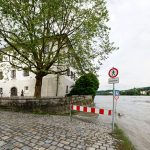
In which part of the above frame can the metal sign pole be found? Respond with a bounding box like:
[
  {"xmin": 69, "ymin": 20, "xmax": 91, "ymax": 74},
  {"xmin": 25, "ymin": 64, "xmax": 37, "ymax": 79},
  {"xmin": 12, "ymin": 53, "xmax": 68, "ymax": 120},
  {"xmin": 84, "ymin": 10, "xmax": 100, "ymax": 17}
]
[
  {"xmin": 115, "ymin": 100, "xmax": 117, "ymax": 121},
  {"xmin": 108, "ymin": 67, "xmax": 119, "ymax": 132},
  {"xmin": 112, "ymin": 83, "xmax": 115, "ymax": 131}
]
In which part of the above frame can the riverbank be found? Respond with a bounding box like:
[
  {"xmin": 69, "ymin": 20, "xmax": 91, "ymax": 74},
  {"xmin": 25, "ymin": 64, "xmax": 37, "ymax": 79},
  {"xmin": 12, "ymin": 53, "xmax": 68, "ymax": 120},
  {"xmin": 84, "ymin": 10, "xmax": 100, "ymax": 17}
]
[{"xmin": 111, "ymin": 124, "xmax": 135, "ymax": 150}]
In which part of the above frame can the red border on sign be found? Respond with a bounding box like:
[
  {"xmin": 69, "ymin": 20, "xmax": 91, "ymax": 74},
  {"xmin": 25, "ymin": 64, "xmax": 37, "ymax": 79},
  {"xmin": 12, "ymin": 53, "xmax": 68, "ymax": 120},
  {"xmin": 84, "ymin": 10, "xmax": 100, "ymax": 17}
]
[{"xmin": 108, "ymin": 67, "xmax": 118, "ymax": 78}]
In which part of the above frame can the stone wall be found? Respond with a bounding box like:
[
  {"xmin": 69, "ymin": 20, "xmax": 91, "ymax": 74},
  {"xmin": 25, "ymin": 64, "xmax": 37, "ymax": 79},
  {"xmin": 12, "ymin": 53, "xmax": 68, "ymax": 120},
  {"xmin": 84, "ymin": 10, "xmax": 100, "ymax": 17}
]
[{"xmin": 0, "ymin": 96, "xmax": 93, "ymax": 114}]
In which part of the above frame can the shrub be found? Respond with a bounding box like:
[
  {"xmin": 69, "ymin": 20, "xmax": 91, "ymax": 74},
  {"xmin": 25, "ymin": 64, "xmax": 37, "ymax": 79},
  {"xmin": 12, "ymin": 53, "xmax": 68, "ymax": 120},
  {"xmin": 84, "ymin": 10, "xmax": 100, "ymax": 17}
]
[{"xmin": 69, "ymin": 73, "xmax": 99, "ymax": 98}]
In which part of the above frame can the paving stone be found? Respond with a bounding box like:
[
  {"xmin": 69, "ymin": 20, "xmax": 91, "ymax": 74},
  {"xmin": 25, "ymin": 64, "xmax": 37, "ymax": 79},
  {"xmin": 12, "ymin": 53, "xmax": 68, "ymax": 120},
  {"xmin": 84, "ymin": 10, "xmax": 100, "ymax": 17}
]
[
  {"xmin": 70, "ymin": 143, "xmax": 77, "ymax": 147},
  {"xmin": 48, "ymin": 145, "xmax": 57, "ymax": 150},
  {"xmin": 45, "ymin": 140, "xmax": 52, "ymax": 144},
  {"xmin": 56, "ymin": 148, "xmax": 64, "ymax": 150},
  {"xmin": 21, "ymin": 146, "xmax": 32, "ymax": 150},
  {"xmin": 42, "ymin": 143, "xmax": 51, "ymax": 148},
  {"xmin": 14, "ymin": 142, "xmax": 24, "ymax": 148},
  {"xmin": 107, "ymin": 148, "xmax": 115, "ymax": 150},
  {"xmin": 51, "ymin": 141, "xmax": 58, "ymax": 145},
  {"xmin": 28, "ymin": 143, "xmax": 36, "ymax": 147},
  {"xmin": 0, "ymin": 141, "xmax": 6, "ymax": 147},
  {"xmin": 92, "ymin": 144, "xmax": 99, "ymax": 148},
  {"xmin": 2, "ymin": 143, "xmax": 14, "ymax": 149},
  {"xmin": 1, "ymin": 136, "xmax": 9, "ymax": 140},
  {"xmin": 31, "ymin": 139, "xmax": 38, "ymax": 143},
  {"xmin": 77, "ymin": 145, "xmax": 86, "ymax": 149},
  {"xmin": 72, "ymin": 148, "xmax": 79, "ymax": 150},
  {"xmin": 64, "ymin": 145, "xmax": 71, "ymax": 150},
  {"xmin": 0, "ymin": 111, "xmax": 117, "ymax": 150},
  {"xmin": 60, "ymin": 140, "xmax": 70, "ymax": 145},
  {"xmin": 86, "ymin": 147, "xmax": 96, "ymax": 150},
  {"xmin": 38, "ymin": 141, "xmax": 45, "ymax": 146},
  {"xmin": 99, "ymin": 146, "xmax": 106, "ymax": 150},
  {"xmin": 13, "ymin": 148, "xmax": 21, "ymax": 150},
  {"xmin": 37, "ymin": 148, "xmax": 46, "ymax": 150},
  {"xmin": 57, "ymin": 143, "xmax": 64, "ymax": 147}
]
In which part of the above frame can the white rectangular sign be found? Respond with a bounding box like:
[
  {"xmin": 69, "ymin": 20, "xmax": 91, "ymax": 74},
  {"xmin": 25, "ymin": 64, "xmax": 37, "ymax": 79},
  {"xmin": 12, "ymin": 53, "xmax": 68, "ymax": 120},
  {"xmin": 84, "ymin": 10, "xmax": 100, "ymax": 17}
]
[{"xmin": 108, "ymin": 77, "xmax": 119, "ymax": 84}]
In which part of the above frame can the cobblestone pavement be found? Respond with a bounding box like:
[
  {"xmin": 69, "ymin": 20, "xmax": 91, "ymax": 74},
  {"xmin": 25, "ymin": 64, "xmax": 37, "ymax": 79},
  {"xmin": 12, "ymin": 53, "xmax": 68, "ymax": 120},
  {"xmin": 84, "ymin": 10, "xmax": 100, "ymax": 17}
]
[{"xmin": 0, "ymin": 111, "xmax": 117, "ymax": 150}]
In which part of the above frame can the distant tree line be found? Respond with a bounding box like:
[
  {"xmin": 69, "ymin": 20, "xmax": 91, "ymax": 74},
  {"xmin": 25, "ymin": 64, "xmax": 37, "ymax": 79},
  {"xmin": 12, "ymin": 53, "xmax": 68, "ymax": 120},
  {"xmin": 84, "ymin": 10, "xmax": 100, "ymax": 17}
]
[
  {"xmin": 120, "ymin": 88, "xmax": 141, "ymax": 95},
  {"xmin": 96, "ymin": 87, "xmax": 150, "ymax": 96}
]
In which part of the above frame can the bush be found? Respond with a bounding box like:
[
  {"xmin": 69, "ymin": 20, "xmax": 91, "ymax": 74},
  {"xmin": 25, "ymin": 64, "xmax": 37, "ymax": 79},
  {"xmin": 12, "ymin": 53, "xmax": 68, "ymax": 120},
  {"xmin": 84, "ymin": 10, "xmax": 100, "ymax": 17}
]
[{"xmin": 69, "ymin": 73, "xmax": 99, "ymax": 97}]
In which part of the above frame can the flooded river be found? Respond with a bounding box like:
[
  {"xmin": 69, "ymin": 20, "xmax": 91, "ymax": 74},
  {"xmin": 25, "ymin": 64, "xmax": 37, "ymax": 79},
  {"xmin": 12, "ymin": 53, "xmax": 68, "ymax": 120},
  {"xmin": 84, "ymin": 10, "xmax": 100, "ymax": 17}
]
[{"xmin": 94, "ymin": 96, "xmax": 150, "ymax": 150}]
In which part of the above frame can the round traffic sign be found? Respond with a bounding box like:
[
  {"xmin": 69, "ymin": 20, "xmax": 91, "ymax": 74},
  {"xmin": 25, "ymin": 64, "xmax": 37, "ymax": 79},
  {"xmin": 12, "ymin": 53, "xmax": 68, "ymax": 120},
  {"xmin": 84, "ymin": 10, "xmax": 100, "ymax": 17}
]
[{"xmin": 108, "ymin": 67, "xmax": 118, "ymax": 78}]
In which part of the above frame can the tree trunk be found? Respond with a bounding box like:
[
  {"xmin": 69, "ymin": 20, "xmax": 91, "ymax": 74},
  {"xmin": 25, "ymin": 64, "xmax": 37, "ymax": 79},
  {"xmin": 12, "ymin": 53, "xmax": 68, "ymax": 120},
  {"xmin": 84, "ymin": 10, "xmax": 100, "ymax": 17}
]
[{"xmin": 34, "ymin": 74, "xmax": 43, "ymax": 98}]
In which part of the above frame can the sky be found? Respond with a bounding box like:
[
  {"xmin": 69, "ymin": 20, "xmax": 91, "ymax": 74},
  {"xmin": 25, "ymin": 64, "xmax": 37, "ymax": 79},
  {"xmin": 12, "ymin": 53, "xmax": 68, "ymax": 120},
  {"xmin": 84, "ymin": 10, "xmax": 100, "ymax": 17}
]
[{"xmin": 98, "ymin": 0, "xmax": 150, "ymax": 90}]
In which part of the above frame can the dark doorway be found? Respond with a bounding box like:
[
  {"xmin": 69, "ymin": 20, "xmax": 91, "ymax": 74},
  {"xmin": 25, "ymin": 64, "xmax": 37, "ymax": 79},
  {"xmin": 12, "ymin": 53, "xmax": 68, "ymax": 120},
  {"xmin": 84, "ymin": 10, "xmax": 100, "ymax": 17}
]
[{"xmin": 11, "ymin": 87, "xmax": 17, "ymax": 96}]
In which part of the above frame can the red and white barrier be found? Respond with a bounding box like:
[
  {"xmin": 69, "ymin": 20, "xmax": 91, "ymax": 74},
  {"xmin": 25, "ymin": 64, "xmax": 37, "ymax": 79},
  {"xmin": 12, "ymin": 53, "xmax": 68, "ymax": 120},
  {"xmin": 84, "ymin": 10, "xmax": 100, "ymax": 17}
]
[{"xmin": 71, "ymin": 105, "xmax": 112, "ymax": 116}]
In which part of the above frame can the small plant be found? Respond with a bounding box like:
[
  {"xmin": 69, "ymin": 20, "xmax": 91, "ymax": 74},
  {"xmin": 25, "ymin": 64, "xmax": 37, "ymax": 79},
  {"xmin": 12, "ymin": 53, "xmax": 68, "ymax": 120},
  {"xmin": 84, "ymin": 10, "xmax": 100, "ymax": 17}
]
[{"xmin": 111, "ymin": 124, "xmax": 135, "ymax": 150}]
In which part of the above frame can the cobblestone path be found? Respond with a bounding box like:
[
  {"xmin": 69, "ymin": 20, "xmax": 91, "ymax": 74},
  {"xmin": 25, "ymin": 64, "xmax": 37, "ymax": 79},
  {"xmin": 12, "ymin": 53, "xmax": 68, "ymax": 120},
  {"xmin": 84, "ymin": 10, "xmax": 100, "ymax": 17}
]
[{"xmin": 0, "ymin": 111, "xmax": 116, "ymax": 150}]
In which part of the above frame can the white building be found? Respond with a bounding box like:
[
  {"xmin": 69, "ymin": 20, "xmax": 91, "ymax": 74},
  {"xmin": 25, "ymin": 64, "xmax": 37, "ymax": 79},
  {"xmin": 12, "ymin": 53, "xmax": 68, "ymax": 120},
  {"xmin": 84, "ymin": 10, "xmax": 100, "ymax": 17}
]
[
  {"xmin": 140, "ymin": 91, "xmax": 147, "ymax": 95},
  {"xmin": 0, "ymin": 53, "xmax": 76, "ymax": 97}
]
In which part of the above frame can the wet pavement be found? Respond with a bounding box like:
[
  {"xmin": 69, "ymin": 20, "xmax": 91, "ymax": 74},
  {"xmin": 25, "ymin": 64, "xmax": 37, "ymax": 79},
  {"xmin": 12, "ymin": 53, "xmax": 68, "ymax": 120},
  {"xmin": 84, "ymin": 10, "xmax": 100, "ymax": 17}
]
[{"xmin": 0, "ymin": 111, "xmax": 117, "ymax": 150}]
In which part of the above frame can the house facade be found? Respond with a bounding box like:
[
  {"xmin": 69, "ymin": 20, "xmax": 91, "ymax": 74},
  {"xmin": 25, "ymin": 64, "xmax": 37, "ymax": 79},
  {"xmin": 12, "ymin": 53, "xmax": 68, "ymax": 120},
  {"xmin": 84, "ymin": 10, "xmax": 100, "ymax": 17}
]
[{"xmin": 0, "ymin": 56, "xmax": 76, "ymax": 97}]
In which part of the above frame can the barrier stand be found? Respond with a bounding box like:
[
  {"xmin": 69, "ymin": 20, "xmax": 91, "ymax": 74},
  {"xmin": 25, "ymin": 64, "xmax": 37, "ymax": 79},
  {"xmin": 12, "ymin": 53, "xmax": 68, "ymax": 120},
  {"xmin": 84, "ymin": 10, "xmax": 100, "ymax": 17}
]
[{"xmin": 69, "ymin": 96, "xmax": 72, "ymax": 121}]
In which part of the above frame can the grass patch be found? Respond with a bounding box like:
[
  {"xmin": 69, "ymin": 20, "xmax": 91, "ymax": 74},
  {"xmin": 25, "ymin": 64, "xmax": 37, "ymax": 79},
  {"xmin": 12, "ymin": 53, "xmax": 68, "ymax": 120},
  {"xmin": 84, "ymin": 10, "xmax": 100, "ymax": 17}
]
[{"xmin": 111, "ymin": 124, "xmax": 135, "ymax": 150}]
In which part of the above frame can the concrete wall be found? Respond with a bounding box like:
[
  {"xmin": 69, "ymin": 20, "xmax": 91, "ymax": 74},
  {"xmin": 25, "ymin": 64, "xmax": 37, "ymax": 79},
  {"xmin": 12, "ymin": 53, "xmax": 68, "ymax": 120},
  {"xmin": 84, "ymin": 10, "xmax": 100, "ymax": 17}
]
[{"xmin": 0, "ymin": 96, "xmax": 93, "ymax": 113}]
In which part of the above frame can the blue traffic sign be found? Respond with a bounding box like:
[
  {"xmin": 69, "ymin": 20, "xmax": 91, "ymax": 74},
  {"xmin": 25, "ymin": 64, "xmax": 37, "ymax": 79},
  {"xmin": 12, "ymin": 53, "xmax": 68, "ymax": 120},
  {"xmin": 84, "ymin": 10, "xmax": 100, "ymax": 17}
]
[{"xmin": 115, "ymin": 90, "xmax": 120, "ymax": 96}]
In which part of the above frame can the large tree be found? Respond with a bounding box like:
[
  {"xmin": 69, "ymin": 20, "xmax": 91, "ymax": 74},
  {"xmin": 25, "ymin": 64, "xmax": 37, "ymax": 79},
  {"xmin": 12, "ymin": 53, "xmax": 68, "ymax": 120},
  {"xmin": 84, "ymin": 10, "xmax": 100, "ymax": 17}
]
[{"xmin": 0, "ymin": 0, "xmax": 116, "ymax": 97}]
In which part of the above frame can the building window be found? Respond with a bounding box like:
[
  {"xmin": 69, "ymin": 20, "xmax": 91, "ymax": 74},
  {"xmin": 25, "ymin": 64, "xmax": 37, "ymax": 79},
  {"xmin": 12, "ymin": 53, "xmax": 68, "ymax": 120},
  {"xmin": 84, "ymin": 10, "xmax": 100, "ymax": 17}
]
[
  {"xmin": 11, "ymin": 70, "xmax": 16, "ymax": 79},
  {"xmin": 0, "ymin": 72, "xmax": 3, "ymax": 80},
  {"xmin": 71, "ymin": 71, "xmax": 74, "ymax": 79},
  {"xmin": 44, "ymin": 45, "xmax": 49, "ymax": 53},
  {"xmin": 67, "ymin": 68, "xmax": 70, "ymax": 76},
  {"xmin": 73, "ymin": 73, "xmax": 76, "ymax": 81},
  {"xmin": 0, "ymin": 88, "xmax": 3, "ymax": 94},
  {"xmin": 11, "ymin": 87, "xmax": 17, "ymax": 96},
  {"xmin": 23, "ymin": 70, "xmax": 29, "ymax": 76},
  {"xmin": 3, "ymin": 56, "xmax": 8, "ymax": 61},
  {"xmin": 0, "ymin": 54, "xmax": 3, "ymax": 61},
  {"xmin": 66, "ymin": 86, "xmax": 68, "ymax": 93},
  {"xmin": 24, "ymin": 86, "xmax": 28, "ymax": 90}
]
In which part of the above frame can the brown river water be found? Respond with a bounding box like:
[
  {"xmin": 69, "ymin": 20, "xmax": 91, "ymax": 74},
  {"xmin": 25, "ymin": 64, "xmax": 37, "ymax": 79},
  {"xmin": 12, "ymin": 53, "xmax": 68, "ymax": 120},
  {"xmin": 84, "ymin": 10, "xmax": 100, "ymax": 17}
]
[{"xmin": 94, "ymin": 96, "xmax": 150, "ymax": 150}]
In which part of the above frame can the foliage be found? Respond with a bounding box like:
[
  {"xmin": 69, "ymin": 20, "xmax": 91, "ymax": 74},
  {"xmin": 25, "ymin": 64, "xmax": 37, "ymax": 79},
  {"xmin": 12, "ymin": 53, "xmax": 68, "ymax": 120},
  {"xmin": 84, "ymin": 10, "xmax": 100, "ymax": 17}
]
[
  {"xmin": 69, "ymin": 73, "xmax": 99, "ymax": 97},
  {"xmin": 120, "ymin": 88, "xmax": 141, "ymax": 96},
  {"xmin": 0, "ymin": 0, "xmax": 116, "ymax": 97}
]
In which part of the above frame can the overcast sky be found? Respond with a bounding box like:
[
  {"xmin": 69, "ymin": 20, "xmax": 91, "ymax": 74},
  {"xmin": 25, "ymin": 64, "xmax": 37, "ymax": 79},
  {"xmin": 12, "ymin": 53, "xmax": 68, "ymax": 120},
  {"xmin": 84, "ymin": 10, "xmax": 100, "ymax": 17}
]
[{"xmin": 98, "ymin": 0, "xmax": 150, "ymax": 90}]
